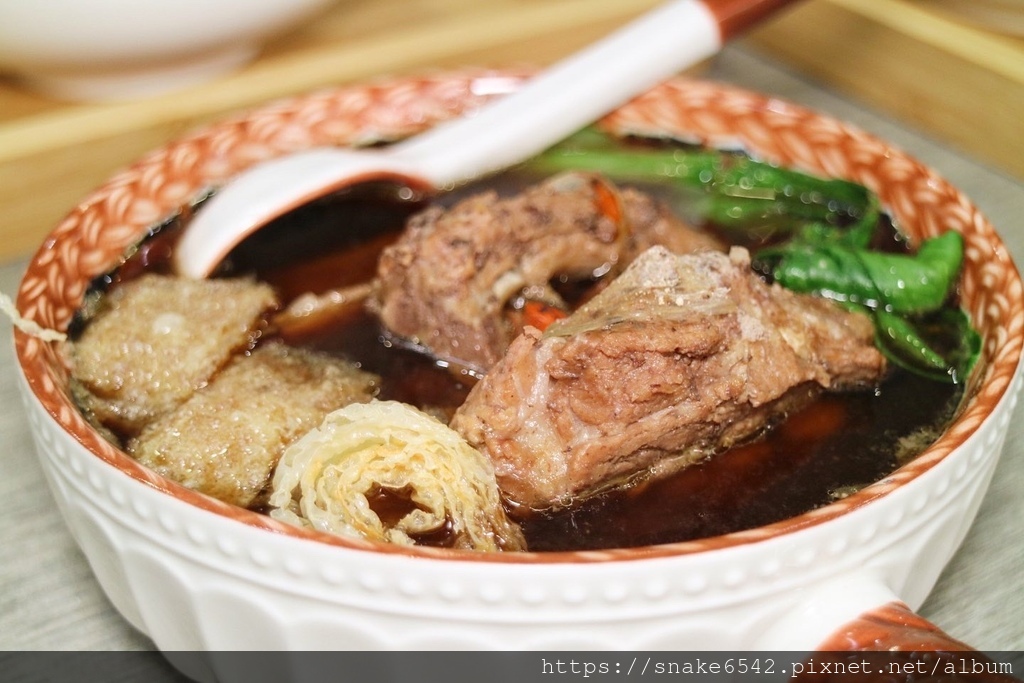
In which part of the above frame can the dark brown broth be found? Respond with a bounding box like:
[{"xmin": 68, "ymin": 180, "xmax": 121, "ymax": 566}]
[{"xmin": 205, "ymin": 171, "xmax": 963, "ymax": 552}]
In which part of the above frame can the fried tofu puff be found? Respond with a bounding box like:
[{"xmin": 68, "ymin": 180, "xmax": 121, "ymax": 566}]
[
  {"xmin": 69, "ymin": 274, "xmax": 278, "ymax": 437},
  {"xmin": 269, "ymin": 400, "xmax": 526, "ymax": 552},
  {"xmin": 129, "ymin": 342, "xmax": 379, "ymax": 508}
]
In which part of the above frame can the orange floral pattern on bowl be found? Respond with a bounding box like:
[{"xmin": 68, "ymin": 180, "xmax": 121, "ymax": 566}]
[{"xmin": 14, "ymin": 69, "xmax": 1024, "ymax": 563}]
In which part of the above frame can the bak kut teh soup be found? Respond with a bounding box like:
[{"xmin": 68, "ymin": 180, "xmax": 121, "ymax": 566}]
[{"xmin": 65, "ymin": 133, "xmax": 976, "ymax": 553}]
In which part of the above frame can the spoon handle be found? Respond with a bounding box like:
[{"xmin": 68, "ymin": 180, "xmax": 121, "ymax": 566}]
[
  {"xmin": 174, "ymin": 0, "xmax": 799, "ymax": 278},
  {"xmin": 707, "ymin": 0, "xmax": 802, "ymax": 40},
  {"xmin": 394, "ymin": 0, "xmax": 798, "ymax": 186}
]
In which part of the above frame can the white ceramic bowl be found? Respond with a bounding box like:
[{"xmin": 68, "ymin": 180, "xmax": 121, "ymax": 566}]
[
  {"xmin": 0, "ymin": 0, "xmax": 337, "ymax": 101},
  {"xmin": 12, "ymin": 70, "xmax": 1024, "ymax": 671}
]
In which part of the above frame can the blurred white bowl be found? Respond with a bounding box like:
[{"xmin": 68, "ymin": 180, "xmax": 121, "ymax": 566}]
[{"xmin": 0, "ymin": 0, "xmax": 337, "ymax": 101}]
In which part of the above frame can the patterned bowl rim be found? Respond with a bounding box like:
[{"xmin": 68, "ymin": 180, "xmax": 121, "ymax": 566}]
[{"xmin": 14, "ymin": 68, "xmax": 1024, "ymax": 564}]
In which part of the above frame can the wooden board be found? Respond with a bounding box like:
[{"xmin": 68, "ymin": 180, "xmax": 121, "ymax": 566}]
[
  {"xmin": 2, "ymin": 0, "xmax": 1021, "ymax": 261},
  {"xmin": 748, "ymin": 0, "xmax": 1024, "ymax": 179},
  {"xmin": 0, "ymin": 0, "xmax": 665, "ymax": 261}
]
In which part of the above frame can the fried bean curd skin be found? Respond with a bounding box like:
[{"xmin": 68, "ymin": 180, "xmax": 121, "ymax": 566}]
[
  {"xmin": 130, "ymin": 342, "xmax": 379, "ymax": 508},
  {"xmin": 68, "ymin": 274, "xmax": 278, "ymax": 437},
  {"xmin": 269, "ymin": 400, "xmax": 526, "ymax": 552}
]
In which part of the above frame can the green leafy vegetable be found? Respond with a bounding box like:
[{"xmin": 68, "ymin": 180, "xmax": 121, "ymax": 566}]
[
  {"xmin": 528, "ymin": 128, "xmax": 980, "ymax": 384},
  {"xmin": 528, "ymin": 128, "xmax": 877, "ymax": 240},
  {"xmin": 757, "ymin": 229, "xmax": 964, "ymax": 315},
  {"xmin": 873, "ymin": 307, "xmax": 981, "ymax": 384}
]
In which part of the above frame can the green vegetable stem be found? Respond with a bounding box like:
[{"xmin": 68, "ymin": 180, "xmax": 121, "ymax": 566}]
[{"xmin": 528, "ymin": 128, "xmax": 878, "ymax": 240}]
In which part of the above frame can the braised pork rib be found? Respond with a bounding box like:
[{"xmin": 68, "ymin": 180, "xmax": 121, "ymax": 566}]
[
  {"xmin": 451, "ymin": 246, "xmax": 887, "ymax": 510},
  {"xmin": 370, "ymin": 172, "xmax": 722, "ymax": 372}
]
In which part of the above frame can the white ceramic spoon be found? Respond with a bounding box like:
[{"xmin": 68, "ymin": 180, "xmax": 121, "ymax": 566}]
[{"xmin": 174, "ymin": 0, "xmax": 798, "ymax": 278}]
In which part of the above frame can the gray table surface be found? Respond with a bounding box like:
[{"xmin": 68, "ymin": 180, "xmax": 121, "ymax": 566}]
[{"xmin": 1, "ymin": 46, "xmax": 1022, "ymax": 662}]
